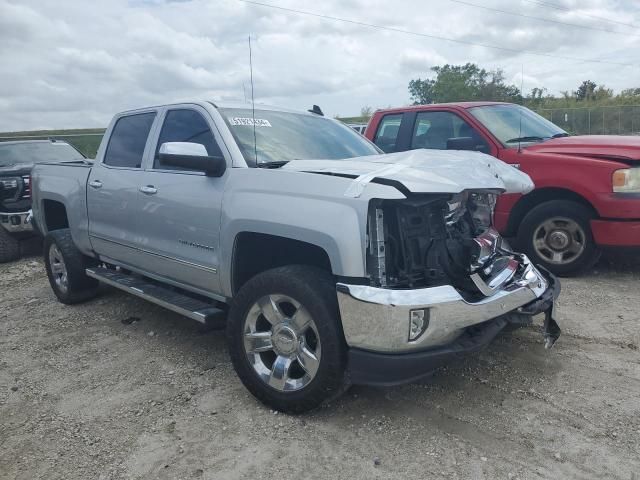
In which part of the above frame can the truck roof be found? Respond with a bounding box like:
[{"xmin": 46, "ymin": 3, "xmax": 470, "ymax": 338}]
[
  {"xmin": 374, "ymin": 101, "xmax": 511, "ymax": 115},
  {"xmin": 0, "ymin": 139, "xmax": 72, "ymax": 146},
  {"xmin": 118, "ymin": 100, "xmax": 321, "ymax": 117}
]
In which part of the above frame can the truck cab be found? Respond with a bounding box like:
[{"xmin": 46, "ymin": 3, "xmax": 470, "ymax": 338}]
[{"xmin": 366, "ymin": 102, "xmax": 640, "ymax": 275}]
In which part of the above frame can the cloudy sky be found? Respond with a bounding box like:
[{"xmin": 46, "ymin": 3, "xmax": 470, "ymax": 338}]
[{"xmin": 1, "ymin": 0, "xmax": 638, "ymax": 131}]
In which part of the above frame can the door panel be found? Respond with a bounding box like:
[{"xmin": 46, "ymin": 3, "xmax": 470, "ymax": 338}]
[
  {"xmin": 137, "ymin": 107, "xmax": 226, "ymax": 295},
  {"xmin": 87, "ymin": 111, "xmax": 157, "ymax": 264},
  {"xmin": 136, "ymin": 172, "xmax": 224, "ymax": 293},
  {"xmin": 87, "ymin": 164, "xmax": 145, "ymax": 264}
]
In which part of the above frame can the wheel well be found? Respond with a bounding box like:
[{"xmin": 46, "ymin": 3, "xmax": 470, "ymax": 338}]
[
  {"xmin": 43, "ymin": 200, "xmax": 69, "ymax": 232},
  {"xmin": 232, "ymin": 232, "xmax": 332, "ymax": 294},
  {"xmin": 506, "ymin": 188, "xmax": 597, "ymax": 236}
]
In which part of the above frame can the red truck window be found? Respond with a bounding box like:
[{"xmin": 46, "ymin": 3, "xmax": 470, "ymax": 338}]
[
  {"xmin": 411, "ymin": 111, "xmax": 486, "ymax": 151},
  {"xmin": 373, "ymin": 114, "xmax": 403, "ymax": 153}
]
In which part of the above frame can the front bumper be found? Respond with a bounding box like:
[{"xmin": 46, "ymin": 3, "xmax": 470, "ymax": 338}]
[
  {"xmin": 591, "ymin": 219, "xmax": 640, "ymax": 247},
  {"xmin": 337, "ymin": 255, "xmax": 552, "ymax": 353},
  {"xmin": 0, "ymin": 210, "xmax": 33, "ymax": 233},
  {"xmin": 341, "ymin": 266, "xmax": 560, "ymax": 386}
]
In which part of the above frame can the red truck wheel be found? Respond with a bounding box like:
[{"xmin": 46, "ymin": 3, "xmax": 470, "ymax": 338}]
[{"xmin": 516, "ymin": 200, "xmax": 601, "ymax": 276}]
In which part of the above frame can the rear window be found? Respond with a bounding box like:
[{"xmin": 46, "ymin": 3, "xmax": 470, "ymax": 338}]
[
  {"xmin": 0, "ymin": 142, "xmax": 85, "ymax": 167},
  {"xmin": 103, "ymin": 112, "xmax": 156, "ymax": 168}
]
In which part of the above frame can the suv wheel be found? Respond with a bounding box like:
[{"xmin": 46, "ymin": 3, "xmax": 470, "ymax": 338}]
[
  {"xmin": 517, "ymin": 200, "xmax": 601, "ymax": 276},
  {"xmin": 44, "ymin": 229, "xmax": 99, "ymax": 304},
  {"xmin": 0, "ymin": 226, "xmax": 20, "ymax": 263},
  {"xmin": 227, "ymin": 265, "xmax": 348, "ymax": 413}
]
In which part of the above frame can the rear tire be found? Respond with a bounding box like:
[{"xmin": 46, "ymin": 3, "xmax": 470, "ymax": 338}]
[
  {"xmin": 44, "ymin": 229, "xmax": 99, "ymax": 304},
  {"xmin": 516, "ymin": 200, "xmax": 601, "ymax": 277},
  {"xmin": 227, "ymin": 265, "xmax": 348, "ymax": 413},
  {"xmin": 0, "ymin": 227, "xmax": 20, "ymax": 263}
]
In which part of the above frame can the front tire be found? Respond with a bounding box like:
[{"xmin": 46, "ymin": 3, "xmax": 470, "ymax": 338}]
[
  {"xmin": 0, "ymin": 227, "xmax": 20, "ymax": 263},
  {"xmin": 227, "ymin": 265, "xmax": 347, "ymax": 413},
  {"xmin": 516, "ymin": 200, "xmax": 601, "ymax": 276},
  {"xmin": 44, "ymin": 229, "xmax": 99, "ymax": 304}
]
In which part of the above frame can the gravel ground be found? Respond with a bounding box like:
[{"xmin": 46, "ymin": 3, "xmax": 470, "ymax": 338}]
[{"xmin": 1, "ymin": 250, "xmax": 639, "ymax": 480}]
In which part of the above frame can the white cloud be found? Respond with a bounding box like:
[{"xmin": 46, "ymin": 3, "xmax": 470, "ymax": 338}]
[{"xmin": 0, "ymin": 0, "xmax": 638, "ymax": 130}]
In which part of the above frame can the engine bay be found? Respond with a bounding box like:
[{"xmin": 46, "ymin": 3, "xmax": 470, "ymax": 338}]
[{"xmin": 367, "ymin": 191, "xmax": 502, "ymax": 292}]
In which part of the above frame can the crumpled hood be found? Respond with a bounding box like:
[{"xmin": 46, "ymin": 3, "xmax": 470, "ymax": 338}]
[
  {"xmin": 283, "ymin": 149, "xmax": 534, "ymax": 197},
  {"xmin": 524, "ymin": 135, "xmax": 640, "ymax": 163}
]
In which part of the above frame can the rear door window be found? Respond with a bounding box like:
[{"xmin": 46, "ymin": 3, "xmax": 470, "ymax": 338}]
[
  {"xmin": 373, "ymin": 114, "xmax": 403, "ymax": 153},
  {"xmin": 103, "ymin": 112, "xmax": 156, "ymax": 168}
]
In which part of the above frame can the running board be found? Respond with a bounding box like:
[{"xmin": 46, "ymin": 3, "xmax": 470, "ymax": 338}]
[{"xmin": 86, "ymin": 267, "xmax": 225, "ymax": 324}]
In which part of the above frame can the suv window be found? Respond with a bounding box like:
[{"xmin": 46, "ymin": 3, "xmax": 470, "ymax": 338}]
[
  {"xmin": 103, "ymin": 112, "xmax": 156, "ymax": 168},
  {"xmin": 373, "ymin": 114, "xmax": 402, "ymax": 153},
  {"xmin": 411, "ymin": 111, "xmax": 487, "ymax": 151},
  {"xmin": 0, "ymin": 142, "xmax": 84, "ymax": 167},
  {"xmin": 154, "ymin": 109, "xmax": 222, "ymax": 169}
]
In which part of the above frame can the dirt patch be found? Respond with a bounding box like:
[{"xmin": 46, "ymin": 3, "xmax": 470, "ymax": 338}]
[{"xmin": 1, "ymin": 252, "xmax": 639, "ymax": 479}]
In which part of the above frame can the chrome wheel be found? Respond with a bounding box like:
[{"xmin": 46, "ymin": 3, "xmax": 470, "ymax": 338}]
[
  {"xmin": 533, "ymin": 217, "xmax": 586, "ymax": 265},
  {"xmin": 48, "ymin": 244, "xmax": 69, "ymax": 294},
  {"xmin": 243, "ymin": 294, "xmax": 321, "ymax": 392}
]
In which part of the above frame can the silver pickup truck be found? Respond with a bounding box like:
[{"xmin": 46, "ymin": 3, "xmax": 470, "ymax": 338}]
[{"xmin": 31, "ymin": 101, "xmax": 560, "ymax": 412}]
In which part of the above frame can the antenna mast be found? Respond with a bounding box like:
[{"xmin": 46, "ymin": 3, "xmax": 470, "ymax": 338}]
[{"xmin": 249, "ymin": 35, "xmax": 258, "ymax": 164}]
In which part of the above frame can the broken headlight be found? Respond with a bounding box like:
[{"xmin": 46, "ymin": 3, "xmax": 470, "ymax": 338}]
[{"xmin": 469, "ymin": 192, "xmax": 497, "ymax": 232}]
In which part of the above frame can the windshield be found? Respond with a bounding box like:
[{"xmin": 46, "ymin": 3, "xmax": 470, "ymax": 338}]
[
  {"xmin": 219, "ymin": 108, "xmax": 380, "ymax": 165},
  {"xmin": 0, "ymin": 141, "xmax": 85, "ymax": 167},
  {"xmin": 468, "ymin": 104, "xmax": 567, "ymax": 146}
]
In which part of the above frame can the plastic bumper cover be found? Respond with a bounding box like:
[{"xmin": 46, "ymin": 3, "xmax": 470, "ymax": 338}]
[{"xmin": 591, "ymin": 219, "xmax": 640, "ymax": 247}]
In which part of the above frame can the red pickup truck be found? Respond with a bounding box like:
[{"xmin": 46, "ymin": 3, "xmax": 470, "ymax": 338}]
[{"xmin": 365, "ymin": 102, "xmax": 640, "ymax": 275}]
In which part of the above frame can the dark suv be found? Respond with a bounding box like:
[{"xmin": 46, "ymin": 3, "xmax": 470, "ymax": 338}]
[{"xmin": 0, "ymin": 139, "xmax": 85, "ymax": 262}]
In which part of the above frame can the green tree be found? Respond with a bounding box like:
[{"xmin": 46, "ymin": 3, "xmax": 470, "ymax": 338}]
[
  {"xmin": 526, "ymin": 87, "xmax": 548, "ymax": 108},
  {"xmin": 621, "ymin": 88, "xmax": 640, "ymax": 98},
  {"xmin": 360, "ymin": 106, "xmax": 373, "ymax": 118},
  {"xmin": 593, "ymin": 85, "xmax": 613, "ymax": 101},
  {"xmin": 408, "ymin": 78, "xmax": 436, "ymax": 104},
  {"xmin": 575, "ymin": 80, "xmax": 597, "ymax": 101},
  {"xmin": 408, "ymin": 63, "xmax": 521, "ymax": 104}
]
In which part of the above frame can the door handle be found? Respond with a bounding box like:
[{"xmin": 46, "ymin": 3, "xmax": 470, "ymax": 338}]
[
  {"xmin": 139, "ymin": 185, "xmax": 158, "ymax": 195},
  {"xmin": 89, "ymin": 180, "xmax": 102, "ymax": 189}
]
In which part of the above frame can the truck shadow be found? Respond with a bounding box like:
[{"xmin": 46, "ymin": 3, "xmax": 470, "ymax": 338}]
[
  {"xmin": 592, "ymin": 250, "xmax": 640, "ymax": 275},
  {"xmin": 20, "ymin": 236, "xmax": 43, "ymax": 257}
]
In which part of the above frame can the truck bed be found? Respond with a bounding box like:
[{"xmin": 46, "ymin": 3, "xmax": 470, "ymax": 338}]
[{"xmin": 31, "ymin": 161, "xmax": 93, "ymax": 255}]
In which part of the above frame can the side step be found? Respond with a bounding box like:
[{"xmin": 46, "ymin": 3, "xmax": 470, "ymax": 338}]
[{"xmin": 86, "ymin": 267, "xmax": 225, "ymax": 324}]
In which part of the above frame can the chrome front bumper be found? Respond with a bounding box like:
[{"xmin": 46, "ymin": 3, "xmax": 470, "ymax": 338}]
[
  {"xmin": 336, "ymin": 255, "xmax": 553, "ymax": 353},
  {"xmin": 0, "ymin": 210, "xmax": 33, "ymax": 233}
]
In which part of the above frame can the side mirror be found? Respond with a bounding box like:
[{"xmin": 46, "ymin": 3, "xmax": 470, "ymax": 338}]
[
  {"xmin": 158, "ymin": 142, "xmax": 226, "ymax": 177},
  {"xmin": 446, "ymin": 137, "xmax": 488, "ymax": 153}
]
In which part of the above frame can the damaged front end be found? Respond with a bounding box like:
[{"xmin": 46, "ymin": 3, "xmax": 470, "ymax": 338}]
[{"xmin": 337, "ymin": 190, "xmax": 560, "ymax": 386}]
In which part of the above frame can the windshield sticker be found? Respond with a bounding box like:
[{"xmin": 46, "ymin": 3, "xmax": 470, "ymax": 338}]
[{"xmin": 228, "ymin": 117, "xmax": 272, "ymax": 127}]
